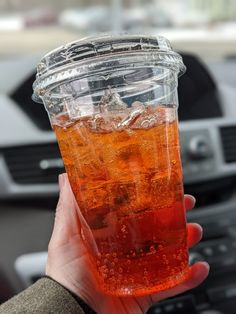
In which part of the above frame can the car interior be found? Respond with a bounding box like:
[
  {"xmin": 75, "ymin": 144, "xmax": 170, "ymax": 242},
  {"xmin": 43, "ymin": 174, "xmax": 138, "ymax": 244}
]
[{"xmin": 0, "ymin": 49, "xmax": 236, "ymax": 314}]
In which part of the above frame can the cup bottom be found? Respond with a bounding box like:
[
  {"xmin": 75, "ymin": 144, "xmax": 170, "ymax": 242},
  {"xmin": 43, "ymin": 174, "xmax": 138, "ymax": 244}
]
[{"xmin": 99, "ymin": 266, "xmax": 190, "ymax": 297}]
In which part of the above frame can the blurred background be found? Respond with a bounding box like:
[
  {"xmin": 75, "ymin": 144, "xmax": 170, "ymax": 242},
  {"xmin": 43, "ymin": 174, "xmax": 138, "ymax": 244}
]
[
  {"xmin": 1, "ymin": 0, "xmax": 236, "ymax": 59},
  {"xmin": 1, "ymin": 1, "xmax": 236, "ymax": 314}
]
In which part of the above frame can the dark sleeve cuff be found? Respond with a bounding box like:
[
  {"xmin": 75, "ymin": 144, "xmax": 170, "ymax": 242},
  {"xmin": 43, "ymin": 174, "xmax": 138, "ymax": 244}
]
[
  {"xmin": 43, "ymin": 276, "xmax": 97, "ymax": 314},
  {"xmin": 0, "ymin": 277, "xmax": 87, "ymax": 314}
]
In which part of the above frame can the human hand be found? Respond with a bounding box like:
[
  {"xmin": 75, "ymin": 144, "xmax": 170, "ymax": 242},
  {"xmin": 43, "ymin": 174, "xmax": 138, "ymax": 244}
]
[{"xmin": 46, "ymin": 173, "xmax": 209, "ymax": 314}]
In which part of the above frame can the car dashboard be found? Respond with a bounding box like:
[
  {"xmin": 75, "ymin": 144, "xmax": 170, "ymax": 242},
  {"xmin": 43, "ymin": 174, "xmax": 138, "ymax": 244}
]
[{"xmin": 0, "ymin": 54, "xmax": 236, "ymax": 314}]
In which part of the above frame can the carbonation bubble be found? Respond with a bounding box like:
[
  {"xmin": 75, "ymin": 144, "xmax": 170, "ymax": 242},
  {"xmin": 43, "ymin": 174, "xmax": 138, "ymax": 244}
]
[
  {"xmin": 100, "ymin": 265, "xmax": 107, "ymax": 272},
  {"xmin": 143, "ymin": 276, "xmax": 149, "ymax": 283},
  {"xmin": 150, "ymin": 245, "xmax": 156, "ymax": 253}
]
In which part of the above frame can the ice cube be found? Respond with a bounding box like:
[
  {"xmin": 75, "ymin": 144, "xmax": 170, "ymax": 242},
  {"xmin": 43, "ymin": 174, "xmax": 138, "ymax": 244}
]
[
  {"xmin": 108, "ymin": 176, "xmax": 150, "ymax": 216},
  {"xmin": 78, "ymin": 181, "xmax": 110, "ymax": 228},
  {"xmin": 85, "ymin": 89, "xmax": 129, "ymax": 132},
  {"xmin": 87, "ymin": 114, "xmax": 112, "ymax": 133},
  {"xmin": 150, "ymin": 172, "xmax": 178, "ymax": 209},
  {"xmin": 131, "ymin": 101, "xmax": 144, "ymax": 109},
  {"xmin": 130, "ymin": 106, "xmax": 158, "ymax": 129},
  {"xmin": 156, "ymin": 105, "xmax": 176, "ymax": 123},
  {"xmin": 86, "ymin": 113, "xmax": 126, "ymax": 133},
  {"xmin": 117, "ymin": 103, "xmax": 145, "ymax": 130},
  {"xmin": 99, "ymin": 88, "xmax": 127, "ymax": 113}
]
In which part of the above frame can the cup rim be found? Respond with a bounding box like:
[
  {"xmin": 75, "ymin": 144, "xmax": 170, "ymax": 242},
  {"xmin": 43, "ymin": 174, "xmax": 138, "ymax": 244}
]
[{"xmin": 32, "ymin": 34, "xmax": 186, "ymax": 103}]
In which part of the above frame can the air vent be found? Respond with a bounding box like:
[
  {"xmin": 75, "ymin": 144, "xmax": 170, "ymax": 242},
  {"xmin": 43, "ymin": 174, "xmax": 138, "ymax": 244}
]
[
  {"xmin": 3, "ymin": 143, "xmax": 64, "ymax": 184},
  {"xmin": 220, "ymin": 126, "xmax": 236, "ymax": 163}
]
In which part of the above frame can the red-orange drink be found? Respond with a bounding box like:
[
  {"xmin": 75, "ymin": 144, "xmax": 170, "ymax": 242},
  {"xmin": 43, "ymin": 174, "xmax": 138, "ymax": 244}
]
[
  {"xmin": 32, "ymin": 34, "xmax": 188, "ymax": 296},
  {"xmin": 54, "ymin": 105, "xmax": 189, "ymax": 296}
]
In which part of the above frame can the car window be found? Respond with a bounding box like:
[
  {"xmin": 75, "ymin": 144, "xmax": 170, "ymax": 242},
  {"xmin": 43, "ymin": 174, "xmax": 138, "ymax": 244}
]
[{"xmin": 0, "ymin": 0, "xmax": 235, "ymax": 61}]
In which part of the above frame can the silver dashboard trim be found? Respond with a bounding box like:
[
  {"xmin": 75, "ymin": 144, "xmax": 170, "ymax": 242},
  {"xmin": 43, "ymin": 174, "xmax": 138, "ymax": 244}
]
[{"xmin": 180, "ymin": 117, "xmax": 236, "ymax": 184}]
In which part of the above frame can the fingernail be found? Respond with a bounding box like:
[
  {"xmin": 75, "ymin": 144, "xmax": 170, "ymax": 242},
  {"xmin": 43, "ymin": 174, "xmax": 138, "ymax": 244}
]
[
  {"xmin": 58, "ymin": 173, "xmax": 65, "ymax": 190},
  {"xmin": 201, "ymin": 261, "xmax": 210, "ymax": 270},
  {"xmin": 187, "ymin": 194, "xmax": 196, "ymax": 206},
  {"xmin": 191, "ymin": 222, "xmax": 203, "ymax": 233}
]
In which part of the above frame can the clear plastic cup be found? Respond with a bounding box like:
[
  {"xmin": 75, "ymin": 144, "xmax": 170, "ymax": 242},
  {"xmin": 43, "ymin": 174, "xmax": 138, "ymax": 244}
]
[{"xmin": 33, "ymin": 34, "xmax": 188, "ymax": 296}]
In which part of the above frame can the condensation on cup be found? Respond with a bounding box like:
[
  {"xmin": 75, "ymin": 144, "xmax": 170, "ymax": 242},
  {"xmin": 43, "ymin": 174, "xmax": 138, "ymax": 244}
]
[{"xmin": 33, "ymin": 34, "xmax": 189, "ymax": 296}]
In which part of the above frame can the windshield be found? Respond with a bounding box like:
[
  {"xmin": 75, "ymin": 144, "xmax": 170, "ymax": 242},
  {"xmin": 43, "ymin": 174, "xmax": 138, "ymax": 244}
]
[{"xmin": 0, "ymin": 0, "xmax": 236, "ymax": 61}]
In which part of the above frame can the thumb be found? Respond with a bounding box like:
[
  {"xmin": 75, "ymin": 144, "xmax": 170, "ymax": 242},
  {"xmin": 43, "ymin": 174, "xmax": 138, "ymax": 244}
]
[{"xmin": 50, "ymin": 173, "xmax": 82, "ymax": 247}]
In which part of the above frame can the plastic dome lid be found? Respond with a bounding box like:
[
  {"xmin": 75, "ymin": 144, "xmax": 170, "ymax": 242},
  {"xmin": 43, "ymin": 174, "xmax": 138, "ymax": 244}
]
[{"xmin": 32, "ymin": 34, "xmax": 186, "ymax": 103}]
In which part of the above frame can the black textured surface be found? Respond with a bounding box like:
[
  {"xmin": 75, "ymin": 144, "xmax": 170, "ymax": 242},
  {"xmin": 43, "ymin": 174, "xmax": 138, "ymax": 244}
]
[
  {"xmin": 2, "ymin": 143, "xmax": 64, "ymax": 184},
  {"xmin": 178, "ymin": 53, "xmax": 223, "ymax": 121}
]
